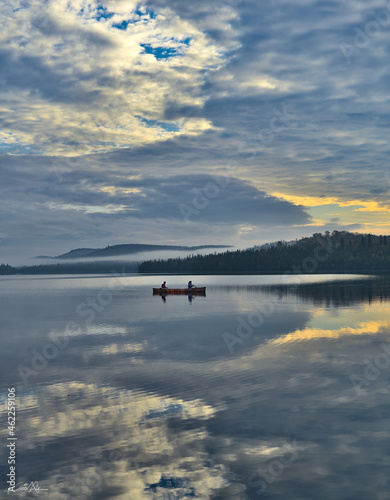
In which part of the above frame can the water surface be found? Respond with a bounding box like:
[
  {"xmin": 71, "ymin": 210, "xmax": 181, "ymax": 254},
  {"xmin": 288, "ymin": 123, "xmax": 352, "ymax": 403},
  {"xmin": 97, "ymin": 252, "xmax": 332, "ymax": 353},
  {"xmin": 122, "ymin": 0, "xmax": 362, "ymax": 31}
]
[{"xmin": 1, "ymin": 274, "xmax": 390, "ymax": 499}]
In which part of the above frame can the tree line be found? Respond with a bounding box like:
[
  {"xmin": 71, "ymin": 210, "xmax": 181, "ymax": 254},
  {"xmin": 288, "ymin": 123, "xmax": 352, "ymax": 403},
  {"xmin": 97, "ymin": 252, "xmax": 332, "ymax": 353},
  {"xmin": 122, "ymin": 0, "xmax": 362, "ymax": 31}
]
[
  {"xmin": 0, "ymin": 261, "xmax": 139, "ymax": 275},
  {"xmin": 138, "ymin": 231, "xmax": 390, "ymax": 274}
]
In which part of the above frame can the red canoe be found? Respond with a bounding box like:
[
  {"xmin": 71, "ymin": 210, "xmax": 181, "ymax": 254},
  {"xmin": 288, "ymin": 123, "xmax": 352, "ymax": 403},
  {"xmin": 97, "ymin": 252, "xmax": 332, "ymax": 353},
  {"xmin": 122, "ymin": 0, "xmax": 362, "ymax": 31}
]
[{"xmin": 153, "ymin": 287, "xmax": 206, "ymax": 295}]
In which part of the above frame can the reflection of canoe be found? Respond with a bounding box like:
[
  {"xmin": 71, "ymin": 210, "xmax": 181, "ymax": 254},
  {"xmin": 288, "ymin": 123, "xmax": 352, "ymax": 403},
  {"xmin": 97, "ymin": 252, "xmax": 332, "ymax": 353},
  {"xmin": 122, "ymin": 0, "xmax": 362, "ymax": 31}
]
[{"xmin": 153, "ymin": 287, "xmax": 206, "ymax": 295}]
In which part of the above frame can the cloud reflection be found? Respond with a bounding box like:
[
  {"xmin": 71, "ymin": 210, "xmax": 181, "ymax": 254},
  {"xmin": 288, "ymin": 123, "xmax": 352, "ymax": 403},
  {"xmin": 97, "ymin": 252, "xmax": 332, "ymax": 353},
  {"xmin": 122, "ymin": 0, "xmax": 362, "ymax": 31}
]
[
  {"xmin": 15, "ymin": 382, "xmax": 224, "ymax": 499},
  {"xmin": 273, "ymin": 320, "xmax": 390, "ymax": 346},
  {"xmin": 3, "ymin": 276, "xmax": 390, "ymax": 499}
]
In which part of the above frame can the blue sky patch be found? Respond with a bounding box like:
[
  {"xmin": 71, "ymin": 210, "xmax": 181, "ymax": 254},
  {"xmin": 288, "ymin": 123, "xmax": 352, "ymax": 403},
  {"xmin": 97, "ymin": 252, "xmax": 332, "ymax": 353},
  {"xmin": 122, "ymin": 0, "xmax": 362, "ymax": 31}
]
[
  {"xmin": 0, "ymin": 142, "xmax": 40, "ymax": 154},
  {"xmin": 135, "ymin": 8, "xmax": 156, "ymax": 19},
  {"xmin": 140, "ymin": 44, "xmax": 179, "ymax": 59},
  {"xmin": 112, "ymin": 7, "xmax": 158, "ymax": 30},
  {"xmin": 95, "ymin": 5, "xmax": 115, "ymax": 22},
  {"xmin": 137, "ymin": 117, "xmax": 180, "ymax": 133},
  {"xmin": 112, "ymin": 20, "xmax": 129, "ymax": 30}
]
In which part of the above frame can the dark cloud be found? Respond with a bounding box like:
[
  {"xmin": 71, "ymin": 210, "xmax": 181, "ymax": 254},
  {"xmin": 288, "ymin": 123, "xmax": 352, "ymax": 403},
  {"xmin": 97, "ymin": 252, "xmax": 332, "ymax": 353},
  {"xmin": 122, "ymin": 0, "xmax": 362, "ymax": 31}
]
[
  {"xmin": 124, "ymin": 175, "xmax": 311, "ymax": 225},
  {"xmin": 0, "ymin": 163, "xmax": 311, "ymax": 262},
  {"xmin": 0, "ymin": 48, "xmax": 102, "ymax": 104}
]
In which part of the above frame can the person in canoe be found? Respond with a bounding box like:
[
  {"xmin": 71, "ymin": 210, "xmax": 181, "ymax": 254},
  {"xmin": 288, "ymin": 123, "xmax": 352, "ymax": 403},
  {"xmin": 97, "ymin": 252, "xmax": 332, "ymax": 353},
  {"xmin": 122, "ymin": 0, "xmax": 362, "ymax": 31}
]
[
  {"xmin": 161, "ymin": 281, "xmax": 167, "ymax": 289},
  {"xmin": 188, "ymin": 280, "xmax": 196, "ymax": 288}
]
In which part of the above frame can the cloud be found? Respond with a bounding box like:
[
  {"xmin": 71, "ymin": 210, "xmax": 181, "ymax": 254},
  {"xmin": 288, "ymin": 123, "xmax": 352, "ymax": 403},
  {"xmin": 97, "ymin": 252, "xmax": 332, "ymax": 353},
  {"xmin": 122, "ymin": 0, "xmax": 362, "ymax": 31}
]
[
  {"xmin": 2, "ymin": 0, "xmax": 390, "ymax": 255},
  {"xmin": 0, "ymin": 0, "xmax": 235, "ymax": 155},
  {"xmin": 0, "ymin": 164, "xmax": 311, "ymax": 261},
  {"xmin": 101, "ymin": 174, "xmax": 311, "ymax": 225}
]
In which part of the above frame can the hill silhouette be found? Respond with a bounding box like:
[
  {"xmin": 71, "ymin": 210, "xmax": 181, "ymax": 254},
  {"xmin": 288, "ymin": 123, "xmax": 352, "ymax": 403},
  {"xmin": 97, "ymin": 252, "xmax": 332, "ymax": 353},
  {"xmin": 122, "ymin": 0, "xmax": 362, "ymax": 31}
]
[{"xmin": 37, "ymin": 243, "xmax": 231, "ymax": 260}]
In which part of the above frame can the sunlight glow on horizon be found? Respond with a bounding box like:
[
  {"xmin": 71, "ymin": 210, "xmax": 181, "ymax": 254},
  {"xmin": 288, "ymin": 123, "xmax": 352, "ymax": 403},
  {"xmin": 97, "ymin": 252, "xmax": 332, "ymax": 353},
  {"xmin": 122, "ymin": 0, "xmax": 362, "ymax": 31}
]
[{"xmin": 272, "ymin": 192, "xmax": 390, "ymax": 235}]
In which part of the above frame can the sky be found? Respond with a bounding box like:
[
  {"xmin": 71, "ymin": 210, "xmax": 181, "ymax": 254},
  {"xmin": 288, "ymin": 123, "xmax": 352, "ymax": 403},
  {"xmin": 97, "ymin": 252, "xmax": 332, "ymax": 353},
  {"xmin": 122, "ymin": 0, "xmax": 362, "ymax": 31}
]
[{"xmin": 1, "ymin": 0, "xmax": 390, "ymax": 262}]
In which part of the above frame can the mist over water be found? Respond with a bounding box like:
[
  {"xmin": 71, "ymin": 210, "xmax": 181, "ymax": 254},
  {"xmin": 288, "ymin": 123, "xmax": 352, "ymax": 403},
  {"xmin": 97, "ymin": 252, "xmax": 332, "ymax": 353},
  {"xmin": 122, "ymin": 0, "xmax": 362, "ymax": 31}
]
[{"xmin": 2, "ymin": 247, "xmax": 234, "ymax": 268}]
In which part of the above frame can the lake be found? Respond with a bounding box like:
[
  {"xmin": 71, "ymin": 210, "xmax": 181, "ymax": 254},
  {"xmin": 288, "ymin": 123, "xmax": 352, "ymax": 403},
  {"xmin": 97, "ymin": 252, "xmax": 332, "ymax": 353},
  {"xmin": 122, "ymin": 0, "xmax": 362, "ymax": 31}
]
[{"xmin": 1, "ymin": 273, "xmax": 390, "ymax": 499}]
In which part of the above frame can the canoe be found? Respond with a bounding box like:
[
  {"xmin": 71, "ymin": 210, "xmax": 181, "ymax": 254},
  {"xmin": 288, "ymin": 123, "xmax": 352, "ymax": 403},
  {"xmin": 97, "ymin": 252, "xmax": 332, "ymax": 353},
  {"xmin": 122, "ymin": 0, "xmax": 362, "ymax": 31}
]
[{"xmin": 153, "ymin": 287, "xmax": 206, "ymax": 295}]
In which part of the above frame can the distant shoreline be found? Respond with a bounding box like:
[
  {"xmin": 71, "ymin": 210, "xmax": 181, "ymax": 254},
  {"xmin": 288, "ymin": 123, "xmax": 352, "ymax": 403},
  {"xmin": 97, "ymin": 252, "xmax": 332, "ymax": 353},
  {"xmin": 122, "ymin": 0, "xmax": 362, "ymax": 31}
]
[
  {"xmin": 0, "ymin": 262, "xmax": 139, "ymax": 275},
  {"xmin": 3, "ymin": 231, "xmax": 390, "ymax": 276},
  {"xmin": 0, "ymin": 264, "xmax": 386, "ymax": 277}
]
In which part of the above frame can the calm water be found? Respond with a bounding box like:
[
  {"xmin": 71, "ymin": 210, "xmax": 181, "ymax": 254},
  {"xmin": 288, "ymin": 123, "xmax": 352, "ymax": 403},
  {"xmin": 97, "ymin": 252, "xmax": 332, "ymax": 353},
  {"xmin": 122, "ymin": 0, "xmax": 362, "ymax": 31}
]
[{"xmin": 1, "ymin": 273, "xmax": 390, "ymax": 499}]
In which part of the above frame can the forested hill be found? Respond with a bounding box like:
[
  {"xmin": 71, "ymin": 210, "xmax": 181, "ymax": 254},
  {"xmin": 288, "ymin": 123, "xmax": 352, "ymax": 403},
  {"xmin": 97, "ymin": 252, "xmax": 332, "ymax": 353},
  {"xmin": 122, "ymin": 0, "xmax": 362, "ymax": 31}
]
[{"xmin": 138, "ymin": 231, "xmax": 390, "ymax": 274}]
